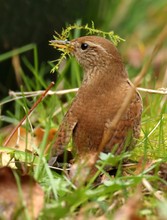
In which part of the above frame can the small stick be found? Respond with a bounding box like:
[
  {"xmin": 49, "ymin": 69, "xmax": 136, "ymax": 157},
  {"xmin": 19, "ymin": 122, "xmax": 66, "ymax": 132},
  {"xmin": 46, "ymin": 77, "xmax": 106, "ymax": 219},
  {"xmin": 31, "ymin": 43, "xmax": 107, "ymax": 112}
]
[
  {"xmin": 137, "ymin": 87, "xmax": 167, "ymax": 95},
  {"xmin": 4, "ymin": 82, "xmax": 55, "ymax": 147},
  {"xmin": 8, "ymin": 86, "xmax": 167, "ymax": 97},
  {"xmin": 1, "ymin": 86, "xmax": 166, "ymax": 107},
  {"xmin": 9, "ymin": 88, "xmax": 78, "ymax": 97}
]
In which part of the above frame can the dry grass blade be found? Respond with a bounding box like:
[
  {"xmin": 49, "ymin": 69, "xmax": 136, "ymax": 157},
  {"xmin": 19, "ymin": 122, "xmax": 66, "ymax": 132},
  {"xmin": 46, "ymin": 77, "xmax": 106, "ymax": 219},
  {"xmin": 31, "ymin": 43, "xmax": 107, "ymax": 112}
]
[
  {"xmin": 137, "ymin": 87, "xmax": 167, "ymax": 95},
  {"xmin": 0, "ymin": 88, "xmax": 78, "ymax": 106},
  {"xmin": 113, "ymin": 187, "xmax": 143, "ymax": 220},
  {"xmin": 142, "ymin": 178, "xmax": 165, "ymax": 202},
  {"xmin": 2, "ymin": 86, "xmax": 166, "ymax": 108},
  {"xmin": 9, "ymin": 88, "xmax": 78, "ymax": 97}
]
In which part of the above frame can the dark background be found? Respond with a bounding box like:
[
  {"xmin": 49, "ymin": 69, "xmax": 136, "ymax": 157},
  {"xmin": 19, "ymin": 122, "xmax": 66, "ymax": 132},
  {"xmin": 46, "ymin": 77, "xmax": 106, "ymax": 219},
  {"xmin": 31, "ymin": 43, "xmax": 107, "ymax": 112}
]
[
  {"xmin": 0, "ymin": 0, "xmax": 167, "ymax": 99},
  {"xmin": 0, "ymin": 0, "xmax": 99, "ymax": 98}
]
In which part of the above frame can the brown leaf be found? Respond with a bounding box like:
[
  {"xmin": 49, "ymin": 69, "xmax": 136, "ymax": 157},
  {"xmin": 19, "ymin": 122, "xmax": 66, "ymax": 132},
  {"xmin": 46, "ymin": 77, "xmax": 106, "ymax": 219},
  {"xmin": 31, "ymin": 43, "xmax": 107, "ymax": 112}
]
[
  {"xmin": 2, "ymin": 126, "xmax": 37, "ymax": 167},
  {"xmin": 34, "ymin": 127, "xmax": 57, "ymax": 154},
  {"xmin": 113, "ymin": 188, "xmax": 145, "ymax": 220},
  {"xmin": 0, "ymin": 167, "xmax": 44, "ymax": 220},
  {"xmin": 3, "ymin": 126, "xmax": 57, "ymax": 153},
  {"xmin": 1, "ymin": 126, "xmax": 57, "ymax": 168},
  {"xmin": 3, "ymin": 126, "xmax": 36, "ymax": 152}
]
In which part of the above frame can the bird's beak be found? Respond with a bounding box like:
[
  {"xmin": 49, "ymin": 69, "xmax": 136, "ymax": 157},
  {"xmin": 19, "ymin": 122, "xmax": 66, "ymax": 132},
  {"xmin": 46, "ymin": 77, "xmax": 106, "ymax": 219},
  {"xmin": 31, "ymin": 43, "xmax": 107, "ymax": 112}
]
[{"xmin": 49, "ymin": 39, "xmax": 74, "ymax": 52}]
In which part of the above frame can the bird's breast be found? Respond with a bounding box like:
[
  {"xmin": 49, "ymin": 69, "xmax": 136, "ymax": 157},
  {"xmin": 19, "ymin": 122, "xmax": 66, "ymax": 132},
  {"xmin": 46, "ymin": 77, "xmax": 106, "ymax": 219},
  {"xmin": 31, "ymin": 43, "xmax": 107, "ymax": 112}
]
[{"xmin": 71, "ymin": 85, "xmax": 127, "ymax": 152}]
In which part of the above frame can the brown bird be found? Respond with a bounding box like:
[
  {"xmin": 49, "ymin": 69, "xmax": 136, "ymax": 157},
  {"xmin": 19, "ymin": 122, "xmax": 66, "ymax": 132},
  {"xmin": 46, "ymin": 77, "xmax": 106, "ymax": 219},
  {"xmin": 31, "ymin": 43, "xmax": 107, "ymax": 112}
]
[{"xmin": 49, "ymin": 36, "xmax": 142, "ymax": 174}]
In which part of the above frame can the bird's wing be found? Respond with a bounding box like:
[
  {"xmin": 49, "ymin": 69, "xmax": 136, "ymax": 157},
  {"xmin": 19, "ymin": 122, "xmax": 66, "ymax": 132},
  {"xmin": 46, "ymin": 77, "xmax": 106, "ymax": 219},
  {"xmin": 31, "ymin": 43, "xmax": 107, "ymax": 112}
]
[
  {"xmin": 101, "ymin": 87, "xmax": 142, "ymax": 154},
  {"xmin": 48, "ymin": 110, "xmax": 78, "ymax": 166}
]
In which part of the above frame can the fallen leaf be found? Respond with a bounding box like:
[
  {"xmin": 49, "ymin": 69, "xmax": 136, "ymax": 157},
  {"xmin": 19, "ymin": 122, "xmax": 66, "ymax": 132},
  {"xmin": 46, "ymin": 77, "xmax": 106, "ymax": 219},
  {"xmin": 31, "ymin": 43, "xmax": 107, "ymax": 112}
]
[
  {"xmin": 0, "ymin": 167, "xmax": 44, "ymax": 220},
  {"xmin": 113, "ymin": 187, "xmax": 144, "ymax": 220},
  {"xmin": 1, "ymin": 126, "xmax": 36, "ymax": 167},
  {"xmin": 3, "ymin": 126, "xmax": 57, "ymax": 153},
  {"xmin": 69, "ymin": 153, "xmax": 98, "ymax": 187},
  {"xmin": 3, "ymin": 126, "xmax": 36, "ymax": 152},
  {"xmin": 1, "ymin": 126, "xmax": 57, "ymax": 167},
  {"xmin": 34, "ymin": 127, "xmax": 57, "ymax": 154}
]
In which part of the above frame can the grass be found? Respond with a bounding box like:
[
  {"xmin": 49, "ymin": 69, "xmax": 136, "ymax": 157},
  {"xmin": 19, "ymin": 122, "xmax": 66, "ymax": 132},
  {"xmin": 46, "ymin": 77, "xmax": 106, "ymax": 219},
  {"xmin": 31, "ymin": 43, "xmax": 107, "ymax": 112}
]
[{"xmin": 0, "ymin": 29, "xmax": 167, "ymax": 220}]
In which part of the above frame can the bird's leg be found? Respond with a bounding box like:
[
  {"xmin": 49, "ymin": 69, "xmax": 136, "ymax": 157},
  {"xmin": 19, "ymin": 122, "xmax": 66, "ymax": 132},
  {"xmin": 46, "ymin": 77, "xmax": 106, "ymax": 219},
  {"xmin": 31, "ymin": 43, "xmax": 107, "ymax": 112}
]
[{"xmin": 69, "ymin": 152, "xmax": 98, "ymax": 186}]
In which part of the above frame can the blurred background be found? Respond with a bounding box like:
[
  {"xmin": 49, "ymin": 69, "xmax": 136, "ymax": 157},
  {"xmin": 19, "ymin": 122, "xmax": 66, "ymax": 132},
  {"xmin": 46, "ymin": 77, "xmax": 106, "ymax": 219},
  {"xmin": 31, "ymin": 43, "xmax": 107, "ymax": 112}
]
[{"xmin": 0, "ymin": 0, "xmax": 167, "ymax": 107}]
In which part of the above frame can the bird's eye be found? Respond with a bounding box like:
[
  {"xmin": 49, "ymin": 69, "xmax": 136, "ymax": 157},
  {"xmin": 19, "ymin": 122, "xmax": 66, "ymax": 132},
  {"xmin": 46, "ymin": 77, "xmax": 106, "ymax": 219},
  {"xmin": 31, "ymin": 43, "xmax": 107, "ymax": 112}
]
[{"xmin": 81, "ymin": 43, "xmax": 89, "ymax": 50}]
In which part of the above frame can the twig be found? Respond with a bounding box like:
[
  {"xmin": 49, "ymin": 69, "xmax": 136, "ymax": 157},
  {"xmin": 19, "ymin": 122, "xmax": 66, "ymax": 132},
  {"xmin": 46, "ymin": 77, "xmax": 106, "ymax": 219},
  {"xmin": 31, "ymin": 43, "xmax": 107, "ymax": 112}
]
[
  {"xmin": 3, "ymin": 82, "xmax": 55, "ymax": 147},
  {"xmin": 0, "ymin": 88, "xmax": 79, "ymax": 106},
  {"xmin": 1, "ymin": 85, "xmax": 167, "ymax": 107},
  {"xmin": 9, "ymin": 88, "xmax": 78, "ymax": 96},
  {"xmin": 137, "ymin": 87, "xmax": 167, "ymax": 95},
  {"xmin": 8, "ymin": 86, "xmax": 167, "ymax": 98}
]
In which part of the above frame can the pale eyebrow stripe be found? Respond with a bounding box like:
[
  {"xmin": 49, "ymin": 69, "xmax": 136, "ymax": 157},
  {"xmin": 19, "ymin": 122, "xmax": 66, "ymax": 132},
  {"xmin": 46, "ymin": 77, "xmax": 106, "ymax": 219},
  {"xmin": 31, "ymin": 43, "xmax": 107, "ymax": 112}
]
[{"xmin": 84, "ymin": 41, "xmax": 109, "ymax": 55}]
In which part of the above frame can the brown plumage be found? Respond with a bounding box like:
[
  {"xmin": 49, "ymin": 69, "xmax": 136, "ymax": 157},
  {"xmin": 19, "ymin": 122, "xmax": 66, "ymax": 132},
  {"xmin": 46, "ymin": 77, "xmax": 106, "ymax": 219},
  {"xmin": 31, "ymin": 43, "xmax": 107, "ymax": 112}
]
[{"xmin": 49, "ymin": 36, "xmax": 142, "ymax": 169}]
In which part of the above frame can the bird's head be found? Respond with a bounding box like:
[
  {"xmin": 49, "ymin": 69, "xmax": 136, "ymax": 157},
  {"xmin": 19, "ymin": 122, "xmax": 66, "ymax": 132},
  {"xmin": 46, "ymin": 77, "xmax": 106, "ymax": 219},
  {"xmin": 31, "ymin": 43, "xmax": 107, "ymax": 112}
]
[{"xmin": 50, "ymin": 36, "xmax": 126, "ymax": 79}]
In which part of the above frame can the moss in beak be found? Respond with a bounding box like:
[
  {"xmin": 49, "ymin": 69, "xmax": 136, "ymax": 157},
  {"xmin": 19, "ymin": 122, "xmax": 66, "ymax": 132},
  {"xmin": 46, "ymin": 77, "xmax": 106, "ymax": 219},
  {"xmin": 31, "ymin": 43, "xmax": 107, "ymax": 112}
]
[{"xmin": 49, "ymin": 39, "xmax": 74, "ymax": 52}]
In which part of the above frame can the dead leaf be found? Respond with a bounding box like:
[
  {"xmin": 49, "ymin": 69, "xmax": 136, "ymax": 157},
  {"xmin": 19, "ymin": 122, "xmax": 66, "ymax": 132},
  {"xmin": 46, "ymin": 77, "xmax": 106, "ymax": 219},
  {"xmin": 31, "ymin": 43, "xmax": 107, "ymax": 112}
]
[
  {"xmin": 1, "ymin": 126, "xmax": 57, "ymax": 167},
  {"xmin": 3, "ymin": 126, "xmax": 57, "ymax": 153},
  {"xmin": 2, "ymin": 126, "xmax": 36, "ymax": 167},
  {"xmin": 113, "ymin": 187, "xmax": 145, "ymax": 220},
  {"xmin": 34, "ymin": 127, "xmax": 57, "ymax": 154},
  {"xmin": 69, "ymin": 153, "xmax": 98, "ymax": 187},
  {"xmin": 3, "ymin": 126, "xmax": 36, "ymax": 152},
  {"xmin": 0, "ymin": 167, "xmax": 44, "ymax": 220}
]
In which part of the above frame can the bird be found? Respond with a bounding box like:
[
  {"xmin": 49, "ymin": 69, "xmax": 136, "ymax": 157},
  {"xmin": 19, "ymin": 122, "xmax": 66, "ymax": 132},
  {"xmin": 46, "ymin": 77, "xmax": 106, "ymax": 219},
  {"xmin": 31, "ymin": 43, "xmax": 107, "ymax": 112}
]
[{"xmin": 49, "ymin": 36, "xmax": 142, "ymax": 178}]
